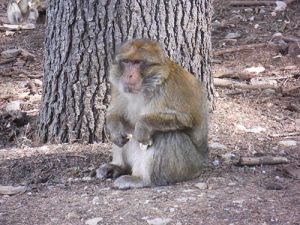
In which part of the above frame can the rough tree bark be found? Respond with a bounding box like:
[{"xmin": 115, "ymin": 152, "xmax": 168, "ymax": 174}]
[{"xmin": 39, "ymin": 0, "xmax": 213, "ymax": 143}]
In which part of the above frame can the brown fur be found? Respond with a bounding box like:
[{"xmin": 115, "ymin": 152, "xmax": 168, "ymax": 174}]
[{"xmin": 96, "ymin": 39, "xmax": 208, "ymax": 189}]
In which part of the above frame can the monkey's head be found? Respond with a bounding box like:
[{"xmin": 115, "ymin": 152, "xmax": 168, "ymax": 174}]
[{"xmin": 110, "ymin": 39, "xmax": 168, "ymax": 95}]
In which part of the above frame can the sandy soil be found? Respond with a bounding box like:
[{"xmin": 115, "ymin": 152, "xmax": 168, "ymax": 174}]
[{"xmin": 0, "ymin": 1, "xmax": 299, "ymax": 225}]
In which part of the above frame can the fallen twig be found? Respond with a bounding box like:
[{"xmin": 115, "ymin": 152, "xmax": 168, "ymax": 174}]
[
  {"xmin": 213, "ymin": 65, "xmax": 256, "ymax": 80},
  {"xmin": 214, "ymin": 78, "xmax": 278, "ymax": 90},
  {"xmin": 0, "ymin": 24, "xmax": 36, "ymax": 31},
  {"xmin": 269, "ymin": 131, "xmax": 300, "ymax": 138},
  {"xmin": 19, "ymin": 48, "xmax": 36, "ymax": 61},
  {"xmin": 0, "ymin": 68, "xmax": 42, "ymax": 79},
  {"xmin": 282, "ymin": 36, "xmax": 300, "ymax": 43},
  {"xmin": 214, "ymin": 43, "xmax": 268, "ymax": 56},
  {"xmin": 0, "ymin": 58, "xmax": 15, "ymax": 65},
  {"xmin": 237, "ymin": 156, "xmax": 289, "ymax": 166},
  {"xmin": 282, "ymin": 86, "xmax": 300, "ymax": 97},
  {"xmin": 228, "ymin": 1, "xmax": 277, "ymax": 6},
  {"xmin": 228, "ymin": 0, "xmax": 295, "ymax": 7}
]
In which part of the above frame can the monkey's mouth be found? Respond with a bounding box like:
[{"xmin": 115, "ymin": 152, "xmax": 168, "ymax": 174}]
[{"xmin": 123, "ymin": 84, "xmax": 142, "ymax": 94}]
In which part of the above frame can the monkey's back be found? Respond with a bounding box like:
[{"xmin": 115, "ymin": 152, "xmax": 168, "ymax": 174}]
[{"xmin": 148, "ymin": 60, "xmax": 208, "ymax": 185}]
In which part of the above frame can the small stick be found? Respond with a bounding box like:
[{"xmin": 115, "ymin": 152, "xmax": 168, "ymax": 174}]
[
  {"xmin": 0, "ymin": 58, "xmax": 15, "ymax": 65},
  {"xmin": 228, "ymin": 1, "xmax": 277, "ymax": 7},
  {"xmin": 214, "ymin": 43, "xmax": 268, "ymax": 56},
  {"xmin": 214, "ymin": 78, "xmax": 279, "ymax": 90},
  {"xmin": 0, "ymin": 24, "xmax": 36, "ymax": 31},
  {"xmin": 282, "ymin": 36, "xmax": 300, "ymax": 43},
  {"xmin": 269, "ymin": 131, "xmax": 300, "ymax": 138},
  {"xmin": 237, "ymin": 156, "xmax": 289, "ymax": 166}
]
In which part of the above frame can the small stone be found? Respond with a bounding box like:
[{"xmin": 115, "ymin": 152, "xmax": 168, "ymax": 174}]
[
  {"xmin": 0, "ymin": 185, "xmax": 27, "ymax": 195},
  {"xmin": 275, "ymin": 1, "xmax": 287, "ymax": 11},
  {"xmin": 207, "ymin": 177, "xmax": 227, "ymax": 190},
  {"xmin": 212, "ymin": 159, "xmax": 220, "ymax": 167},
  {"xmin": 266, "ymin": 182, "xmax": 284, "ymax": 190},
  {"xmin": 194, "ymin": 182, "xmax": 208, "ymax": 190},
  {"xmin": 92, "ymin": 196, "xmax": 100, "ymax": 205},
  {"xmin": 233, "ymin": 199, "xmax": 245, "ymax": 204},
  {"xmin": 244, "ymin": 66, "xmax": 265, "ymax": 74},
  {"xmin": 209, "ymin": 142, "xmax": 227, "ymax": 150},
  {"xmin": 5, "ymin": 101, "xmax": 20, "ymax": 112},
  {"xmin": 5, "ymin": 31, "xmax": 15, "ymax": 36},
  {"xmin": 244, "ymin": 8, "xmax": 253, "ymax": 12},
  {"xmin": 0, "ymin": 48, "xmax": 21, "ymax": 59},
  {"xmin": 32, "ymin": 79, "xmax": 43, "ymax": 87},
  {"xmin": 260, "ymin": 9, "xmax": 266, "ymax": 14},
  {"xmin": 146, "ymin": 218, "xmax": 172, "ymax": 225},
  {"xmin": 85, "ymin": 217, "xmax": 103, "ymax": 225},
  {"xmin": 82, "ymin": 176, "xmax": 92, "ymax": 181},
  {"xmin": 278, "ymin": 140, "xmax": 297, "ymax": 146},
  {"xmin": 66, "ymin": 212, "xmax": 80, "ymax": 219},
  {"xmin": 221, "ymin": 153, "xmax": 239, "ymax": 164},
  {"xmin": 249, "ymin": 16, "xmax": 255, "ymax": 21},
  {"xmin": 262, "ymin": 89, "xmax": 276, "ymax": 96},
  {"xmin": 273, "ymin": 32, "xmax": 283, "ymax": 38},
  {"xmin": 248, "ymin": 126, "xmax": 267, "ymax": 134},
  {"xmin": 225, "ymin": 32, "xmax": 241, "ymax": 39}
]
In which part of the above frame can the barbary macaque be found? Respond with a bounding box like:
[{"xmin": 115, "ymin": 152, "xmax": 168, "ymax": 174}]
[
  {"xmin": 7, "ymin": 0, "xmax": 40, "ymax": 25},
  {"xmin": 96, "ymin": 39, "xmax": 208, "ymax": 189}
]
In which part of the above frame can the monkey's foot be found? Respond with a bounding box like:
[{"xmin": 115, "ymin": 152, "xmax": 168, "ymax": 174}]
[
  {"xmin": 113, "ymin": 175, "xmax": 149, "ymax": 189},
  {"xmin": 96, "ymin": 164, "xmax": 127, "ymax": 179}
]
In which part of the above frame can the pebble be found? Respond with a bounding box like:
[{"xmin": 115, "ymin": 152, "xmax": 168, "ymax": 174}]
[
  {"xmin": 85, "ymin": 217, "xmax": 103, "ymax": 225},
  {"xmin": 1, "ymin": 48, "xmax": 21, "ymax": 59},
  {"xmin": 5, "ymin": 101, "xmax": 20, "ymax": 112},
  {"xmin": 278, "ymin": 140, "xmax": 297, "ymax": 146},
  {"xmin": 209, "ymin": 142, "xmax": 227, "ymax": 150},
  {"xmin": 146, "ymin": 218, "xmax": 172, "ymax": 225},
  {"xmin": 225, "ymin": 32, "xmax": 241, "ymax": 39},
  {"xmin": 262, "ymin": 89, "xmax": 276, "ymax": 96},
  {"xmin": 66, "ymin": 212, "xmax": 80, "ymax": 219},
  {"xmin": 194, "ymin": 182, "xmax": 208, "ymax": 190},
  {"xmin": 92, "ymin": 196, "xmax": 100, "ymax": 205}
]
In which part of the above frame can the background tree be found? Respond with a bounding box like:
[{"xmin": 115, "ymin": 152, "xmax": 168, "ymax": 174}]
[{"xmin": 39, "ymin": 0, "xmax": 214, "ymax": 143}]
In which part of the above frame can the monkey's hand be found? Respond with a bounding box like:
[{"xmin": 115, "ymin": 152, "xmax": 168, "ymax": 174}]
[
  {"xmin": 134, "ymin": 120, "xmax": 153, "ymax": 147},
  {"xmin": 107, "ymin": 121, "xmax": 130, "ymax": 147}
]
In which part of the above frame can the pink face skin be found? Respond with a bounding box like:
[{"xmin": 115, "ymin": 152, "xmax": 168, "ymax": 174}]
[{"xmin": 120, "ymin": 60, "xmax": 143, "ymax": 94}]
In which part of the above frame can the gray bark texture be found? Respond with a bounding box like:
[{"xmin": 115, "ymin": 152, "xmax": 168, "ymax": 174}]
[{"xmin": 39, "ymin": 0, "xmax": 213, "ymax": 143}]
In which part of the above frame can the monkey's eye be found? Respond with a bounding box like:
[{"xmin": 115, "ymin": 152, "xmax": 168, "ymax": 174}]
[
  {"xmin": 133, "ymin": 60, "xmax": 143, "ymax": 65},
  {"xmin": 120, "ymin": 59, "xmax": 130, "ymax": 65}
]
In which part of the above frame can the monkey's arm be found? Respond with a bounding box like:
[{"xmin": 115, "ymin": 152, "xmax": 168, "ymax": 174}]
[
  {"xmin": 134, "ymin": 112, "xmax": 193, "ymax": 144},
  {"xmin": 106, "ymin": 113, "xmax": 130, "ymax": 147}
]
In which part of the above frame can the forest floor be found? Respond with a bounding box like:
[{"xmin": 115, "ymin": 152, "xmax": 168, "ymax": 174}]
[{"xmin": 0, "ymin": 1, "xmax": 299, "ymax": 225}]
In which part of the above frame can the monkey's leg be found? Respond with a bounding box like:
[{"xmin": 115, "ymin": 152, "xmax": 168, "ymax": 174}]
[
  {"xmin": 113, "ymin": 139, "xmax": 153, "ymax": 189},
  {"xmin": 150, "ymin": 131, "xmax": 206, "ymax": 186},
  {"xmin": 96, "ymin": 145, "xmax": 129, "ymax": 179},
  {"xmin": 113, "ymin": 175, "xmax": 149, "ymax": 189}
]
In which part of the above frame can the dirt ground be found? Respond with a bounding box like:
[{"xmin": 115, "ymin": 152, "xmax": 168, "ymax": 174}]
[{"xmin": 0, "ymin": 1, "xmax": 299, "ymax": 225}]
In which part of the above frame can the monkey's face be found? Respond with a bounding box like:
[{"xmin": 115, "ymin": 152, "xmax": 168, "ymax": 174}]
[
  {"xmin": 118, "ymin": 59, "xmax": 144, "ymax": 94},
  {"xmin": 110, "ymin": 39, "xmax": 168, "ymax": 95}
]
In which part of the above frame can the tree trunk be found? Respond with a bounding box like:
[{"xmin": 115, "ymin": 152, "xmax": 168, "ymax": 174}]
[{"xmin": 39, "ymin": 0, "xmax": 214, "ymax": 143}]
